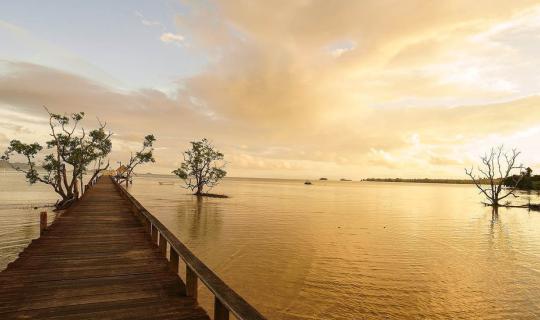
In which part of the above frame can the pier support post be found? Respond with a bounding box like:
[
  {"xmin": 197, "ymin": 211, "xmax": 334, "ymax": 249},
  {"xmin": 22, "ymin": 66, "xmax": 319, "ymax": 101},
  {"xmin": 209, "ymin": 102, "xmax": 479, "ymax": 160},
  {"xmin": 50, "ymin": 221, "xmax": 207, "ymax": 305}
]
[
  {"xmin": 214, "ymin": 298, "xmax": 229, "ymax": 320},
  {"xmin": 186, "ymin": 266, "xmax": 198, "ymax": 298},
  {"xmin": 40, "ymin": 211, "xmax": 47, "ymax": 236}
]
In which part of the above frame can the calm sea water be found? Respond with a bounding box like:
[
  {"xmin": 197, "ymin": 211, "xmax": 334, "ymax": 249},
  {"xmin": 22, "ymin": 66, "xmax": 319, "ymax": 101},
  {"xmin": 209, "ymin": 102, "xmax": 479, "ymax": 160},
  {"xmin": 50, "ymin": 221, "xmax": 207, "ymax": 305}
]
[
  {"xmin": 1, "ymin": 172, "xmax": 540, "ymax": 319},
  {"xmin": 0, "ymin": 172, "xmax": 58, "ymax": 269}
]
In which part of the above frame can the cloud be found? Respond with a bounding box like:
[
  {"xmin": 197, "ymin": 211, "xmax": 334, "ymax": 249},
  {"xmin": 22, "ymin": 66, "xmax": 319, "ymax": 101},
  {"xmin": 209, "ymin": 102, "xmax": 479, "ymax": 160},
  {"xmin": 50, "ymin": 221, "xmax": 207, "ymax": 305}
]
[
  {"xmin": 160, "ymin": 32, "xmax": 184, "ymax": 44},
  {"xmin": 134, "ymin": 11, "xmax": 163, "ymax": 28},
  {"xmin": 323, "ymin": 39, "xmax": 357, "ymax": 57},
  {"xmin": 2, "ymin": 59, "xmax": 540, "ymax": 178},
  {"xmin": 176, "ymin": 1, "xmax": 540, "ymax": 124},
  {"xmin": 0, "ymin": 19, "xmax": 27, "ymax": 35},
  {"xmin": 0, "ymin": 122, "xmax": 33, "ymax": 134},
  {"xmin": 0, "ymin": 61, "xmax": 223, "ymax": 170},
  {"xmin": 134, "ymin": 11, "xmax": 186, "ymax": 48},
  {"xmin": 2, "ymin": 2, "xmax": 540, "ymax": 178},
  {"xmin": 0, "ymin": 132, "xmax": 8, "ymax": 145}
]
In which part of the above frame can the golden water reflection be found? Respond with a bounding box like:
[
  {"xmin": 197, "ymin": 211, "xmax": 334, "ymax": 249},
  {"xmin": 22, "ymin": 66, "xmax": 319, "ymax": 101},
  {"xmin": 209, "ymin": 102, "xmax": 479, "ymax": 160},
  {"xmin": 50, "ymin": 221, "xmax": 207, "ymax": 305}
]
[
  {"xmin": 128, "ymin": 177, "xmax": 540, "ymax": 319},
  {"xmin": 1, "ymin": 173, "xmax": 539, "ymax": 319}
]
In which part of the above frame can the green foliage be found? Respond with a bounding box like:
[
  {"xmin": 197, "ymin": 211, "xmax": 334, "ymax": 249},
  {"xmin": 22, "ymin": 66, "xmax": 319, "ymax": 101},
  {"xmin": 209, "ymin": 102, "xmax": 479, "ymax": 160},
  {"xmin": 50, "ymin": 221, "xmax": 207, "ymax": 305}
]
[
  {"xmin": 173, "ymin": 138, "xmax": 227, "ymax": 195},
  {"xmin": 172, "ymin": 168, "xmax": 188, "ymax": 179},
  {"xmin": 2, "ymin": 140, "xmax": 43, "ymax": 158},
  {"xmin": 2, "ymin": 109, "xmax": 112, "ymax": 208},
  {"xmin": 1, "ymin": 140, "xmax": 44, "ymax": 183},
  {"xmin": 117, "ymin": 134, "xmax": 156, "ymax": 183},
  {"xmin": 503, "ymin": 167, "xmax": 540, "ymax": 190},
  {"xmin": 136, "ymin": 135, "xmax": 156, "ymax": 163}
]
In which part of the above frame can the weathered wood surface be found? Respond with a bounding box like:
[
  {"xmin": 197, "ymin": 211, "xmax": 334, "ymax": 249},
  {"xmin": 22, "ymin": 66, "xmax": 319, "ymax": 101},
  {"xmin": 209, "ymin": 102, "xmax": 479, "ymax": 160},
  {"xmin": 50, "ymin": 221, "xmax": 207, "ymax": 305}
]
[{"xmin": 0, "ymin": 176, "xmax": 210, "ymax": 320}]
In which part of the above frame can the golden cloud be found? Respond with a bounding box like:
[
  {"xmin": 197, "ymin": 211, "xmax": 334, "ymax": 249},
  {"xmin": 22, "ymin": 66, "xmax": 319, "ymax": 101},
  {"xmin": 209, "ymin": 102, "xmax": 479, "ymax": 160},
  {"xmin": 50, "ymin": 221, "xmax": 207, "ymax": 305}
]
[{"xmin": 2, "ymin": 1, "xmax": 540, "ymax": 177}]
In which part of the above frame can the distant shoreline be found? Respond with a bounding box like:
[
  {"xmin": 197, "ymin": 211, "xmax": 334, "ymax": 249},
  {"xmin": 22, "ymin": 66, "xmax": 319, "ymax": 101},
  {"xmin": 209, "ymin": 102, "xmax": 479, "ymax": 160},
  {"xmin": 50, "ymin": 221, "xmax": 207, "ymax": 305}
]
[
  {"xmin": 363, "ymin": 178, "xmax": 478, "ymax": 185},
  {"xmin": 0, "ymin": 163, "xmax": 495, "ymax": 185}
]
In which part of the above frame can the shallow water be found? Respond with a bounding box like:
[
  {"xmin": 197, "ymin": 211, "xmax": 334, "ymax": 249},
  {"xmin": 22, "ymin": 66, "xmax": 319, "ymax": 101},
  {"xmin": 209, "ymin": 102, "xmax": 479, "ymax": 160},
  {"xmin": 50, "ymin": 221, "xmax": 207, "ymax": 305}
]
[
  {"xmin": 0, "ymin": 172, "xmax": 58, "ymax": 269},
  {"xmin": 2, "ymin": 173, "xmax": 540, "ymax": 319}
]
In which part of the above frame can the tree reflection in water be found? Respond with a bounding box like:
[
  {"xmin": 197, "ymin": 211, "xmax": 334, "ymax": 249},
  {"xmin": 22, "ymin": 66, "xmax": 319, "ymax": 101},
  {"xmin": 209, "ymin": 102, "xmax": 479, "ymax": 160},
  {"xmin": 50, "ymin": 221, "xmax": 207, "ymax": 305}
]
[{"xmin": 180, "ymin": 196, "xmax": 224, "ymax": 241}]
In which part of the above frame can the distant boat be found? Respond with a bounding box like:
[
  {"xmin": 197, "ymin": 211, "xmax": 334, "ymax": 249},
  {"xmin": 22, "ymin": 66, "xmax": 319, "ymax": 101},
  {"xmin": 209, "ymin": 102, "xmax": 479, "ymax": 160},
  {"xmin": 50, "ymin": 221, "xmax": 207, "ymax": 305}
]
[
  {"xmin": 319, "ymin": 177, "xmax": 328, "ymax": 180},
  {"xmin": 158, "ymin": 181, "xmax": 174, "ymax": 185},
  {"xmin": 304, "ymin": 181, "xmax": 312, "ymax": 185},
  {"xmin": 340, "ymin": 178, "xmax": 352, "ymax": 181}
]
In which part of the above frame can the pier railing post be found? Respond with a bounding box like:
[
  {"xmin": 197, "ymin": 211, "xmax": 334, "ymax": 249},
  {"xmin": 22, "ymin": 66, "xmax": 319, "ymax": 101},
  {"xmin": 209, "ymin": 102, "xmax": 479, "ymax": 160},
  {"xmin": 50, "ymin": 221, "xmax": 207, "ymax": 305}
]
[
  {"xmin": 159, "ymin": 233, "xmax": 167, "ymax": 256},
  {"xmin": 170, "ymin": 249, "xmax": 179, "ymax": 274},
  {"xmin": 214, "ymin": 298, "xmax": 229, "ymax": 320},
  {"xmin": 186, "ymin": 265, "xmax": 198, "ymax": 298},
  {"xmin": 151, "ymin": 225, "xmax": 158, "ymax": 245},
  {"xmin": 39, "ymin": 211, "xmax": 47, "ymax": 236}
]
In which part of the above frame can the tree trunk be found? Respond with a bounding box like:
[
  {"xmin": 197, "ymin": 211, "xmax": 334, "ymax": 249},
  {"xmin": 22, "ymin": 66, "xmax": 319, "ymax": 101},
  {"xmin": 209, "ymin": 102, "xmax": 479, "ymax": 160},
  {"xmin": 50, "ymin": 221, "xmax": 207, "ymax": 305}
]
[
  {"xmin": 55, "ymin": 194, "xmax": 77, "ymax": 211},
  {"xmin": 73, "ymin": 180, "xmax": 80, "ymax": 199},
  {"xmin": 79, "ymin": 176, "xmax": 83, "ymax": 196}
]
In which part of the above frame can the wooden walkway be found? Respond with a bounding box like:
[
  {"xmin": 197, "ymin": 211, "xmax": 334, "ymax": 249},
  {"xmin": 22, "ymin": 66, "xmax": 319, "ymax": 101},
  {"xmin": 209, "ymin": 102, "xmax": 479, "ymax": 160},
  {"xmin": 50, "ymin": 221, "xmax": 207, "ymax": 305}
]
[{"xmin": 0, "ymin": 176, "xmax": 210, "ymax": 319}]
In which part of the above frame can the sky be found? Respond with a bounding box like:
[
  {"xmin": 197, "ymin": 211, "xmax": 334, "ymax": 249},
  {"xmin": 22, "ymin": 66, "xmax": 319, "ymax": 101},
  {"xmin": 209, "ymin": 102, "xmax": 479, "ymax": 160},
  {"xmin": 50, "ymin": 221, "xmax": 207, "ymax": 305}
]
[{"xmin": 1, "ymin": 0, "xmax": 539, "ymax": 179}]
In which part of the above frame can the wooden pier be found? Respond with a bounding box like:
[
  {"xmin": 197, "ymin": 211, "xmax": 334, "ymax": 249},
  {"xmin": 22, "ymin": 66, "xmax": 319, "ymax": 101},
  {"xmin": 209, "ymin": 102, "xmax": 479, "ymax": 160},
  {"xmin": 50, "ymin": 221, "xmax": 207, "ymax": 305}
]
[{"xmin": 0, "ymin": 176, "xmax": 265, "ymax": 320}]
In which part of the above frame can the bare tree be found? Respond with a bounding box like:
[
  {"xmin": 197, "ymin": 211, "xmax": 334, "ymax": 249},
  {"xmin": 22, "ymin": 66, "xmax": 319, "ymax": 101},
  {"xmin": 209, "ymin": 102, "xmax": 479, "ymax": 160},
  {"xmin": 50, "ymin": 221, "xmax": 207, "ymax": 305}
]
[{"xmin": 465, "ymin": 145, "xmax": 525, "ymax": 207}]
